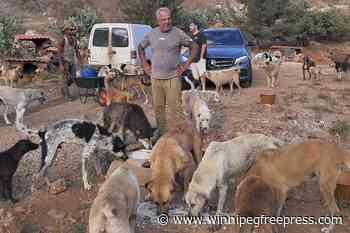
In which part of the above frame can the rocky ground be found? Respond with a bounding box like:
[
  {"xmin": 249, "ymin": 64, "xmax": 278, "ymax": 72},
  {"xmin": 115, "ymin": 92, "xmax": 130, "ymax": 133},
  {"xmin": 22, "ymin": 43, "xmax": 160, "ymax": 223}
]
[{"xmin": 1, "ymin": 55, "xmax": 350, "ymax": 232}]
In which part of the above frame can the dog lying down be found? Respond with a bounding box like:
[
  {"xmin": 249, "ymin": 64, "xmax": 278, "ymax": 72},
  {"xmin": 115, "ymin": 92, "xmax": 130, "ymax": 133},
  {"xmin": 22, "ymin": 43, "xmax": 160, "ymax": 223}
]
[
  {"xmin": 185, "ymin": 133, "xmax": 284, "ymax": 216},
  {"xmin": 145, "ymin": 120, "xmax": 202, "ymax": 214},
  {"xmin": 247, "ymin": 140, "xmax": 350, "ymax": 233},
  {"xmin": 36, "ymin": 119, "xmax": 127, "ymax": 191},
  {"xmin": 89, "ymin": 166, "xmax": 140, "ymax": 233},
  {"xmin": 233, "ymin": 175, "xmax": 279, "ymax": 233}
]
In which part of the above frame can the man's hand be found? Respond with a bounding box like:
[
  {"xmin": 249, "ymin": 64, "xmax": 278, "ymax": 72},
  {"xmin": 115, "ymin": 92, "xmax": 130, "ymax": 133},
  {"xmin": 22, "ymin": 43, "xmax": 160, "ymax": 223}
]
[
  {"xmin": 176, "ymin": 62, "xmax": 189, "ymax": 77},
  {"xmin": 143, "ymin": 62, "xmax": 152, "ymax": 76}
]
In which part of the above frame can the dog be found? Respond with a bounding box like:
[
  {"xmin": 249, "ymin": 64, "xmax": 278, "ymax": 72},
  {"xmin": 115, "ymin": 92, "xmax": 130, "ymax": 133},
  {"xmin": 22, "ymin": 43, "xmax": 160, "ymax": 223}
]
[
  {"xmin": 36, "ymin": 119, "xmax": 127, "ymax": 191},
  {"xmin": 303, "ymin": 55, "xmax": 320, "ymax": 81},
  {"xmin": 144, "ymin": 120, "xmax": 202, "ymax": 214},
  {"xmin": 98, "ymin": 65, "xmax": 149, "ymax": 104},
  {"xmin": 0, "ymin": 86, "xmax": 46, "ymax": 134},
  {"xmin": 0, "ymin": 64, "xmax": 22, "ymax": 87},
  {"xmin": 101, "ymin": 102, "xmax": 155, "ymax": 149},
  {"xmin": 328, "ymin": 52, "xmax": 350, "ymax": 81},
  {"xmin": 185, "ymin": 133, "xmax": 284, "ymax": 216},
  {"xmin": 204, "ymin": 56, "xmax": 248, "ymax": 95},
  {"xmin": 233, "ymin": 175, "xmax": 280, "ymax": 233},
  {"xmin": 0, "ymin": 139, "xmax": 39, "ymax": 203},
  {"xmin": 253, "ymin": 52, "xmax": 282, "ymax": 88},
  {"xmin": 89, "ymin": 166, "xmax": 140, "ymax": 233},
  {"xmin": 247, "ymin": 140, "xmax": 350, "ymax": 233},
  {"xmin": 182, "ymin": 76, "xmax": 212, "ymax": 134}
]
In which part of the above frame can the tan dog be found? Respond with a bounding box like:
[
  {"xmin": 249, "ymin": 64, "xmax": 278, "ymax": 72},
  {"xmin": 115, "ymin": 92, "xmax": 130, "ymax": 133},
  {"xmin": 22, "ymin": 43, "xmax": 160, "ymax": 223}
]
[
  {"xmin": 89, "ymin": 166, "xmax": 140, "ymax": 233},
  {"xmin": 247, "ymin": 140, "xmax": 350, "ymax": 233},
  {"xmin": 145, "ymin": 120, "xmax": 202, "ymax": 214},
  {"xmin": 0, "ymin": 64, "xmax": 21, "ymax": 87},
  {"xmin": 233, "ymin": 175, "xmax": 279, "ymax": 233}
]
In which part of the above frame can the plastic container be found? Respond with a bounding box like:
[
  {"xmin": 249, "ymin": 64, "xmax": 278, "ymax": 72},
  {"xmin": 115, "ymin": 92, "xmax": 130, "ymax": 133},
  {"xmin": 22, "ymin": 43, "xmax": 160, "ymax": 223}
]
[
  {"xmin": 80, "ymin": 64, "xmax": 97, "ymax": 78},
  {"xmin": 260, "ymin": 94, "xmax": 276, "ymax": 105}
]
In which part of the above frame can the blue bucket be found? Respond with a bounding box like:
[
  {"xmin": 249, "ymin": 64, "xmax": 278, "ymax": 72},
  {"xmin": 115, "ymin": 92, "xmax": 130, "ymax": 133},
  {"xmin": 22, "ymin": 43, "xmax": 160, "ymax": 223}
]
[{"xmin": 80, "ymin": 65, "xmax": 97, "ymax": 78}]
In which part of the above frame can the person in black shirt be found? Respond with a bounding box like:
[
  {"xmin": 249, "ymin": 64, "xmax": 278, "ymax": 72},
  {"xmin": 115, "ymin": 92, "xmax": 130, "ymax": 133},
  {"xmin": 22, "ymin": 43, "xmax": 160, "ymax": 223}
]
[{"xmin": 189, "ymin": 21, "xmax": 207, "ymax": 88}]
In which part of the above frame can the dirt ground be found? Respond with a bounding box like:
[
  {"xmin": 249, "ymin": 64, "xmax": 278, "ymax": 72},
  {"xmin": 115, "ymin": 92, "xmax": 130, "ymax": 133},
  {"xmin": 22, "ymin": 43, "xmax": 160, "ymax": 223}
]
[{"xmin": 2, "ymin": 46, "xmax": 350, "ymax": 232}]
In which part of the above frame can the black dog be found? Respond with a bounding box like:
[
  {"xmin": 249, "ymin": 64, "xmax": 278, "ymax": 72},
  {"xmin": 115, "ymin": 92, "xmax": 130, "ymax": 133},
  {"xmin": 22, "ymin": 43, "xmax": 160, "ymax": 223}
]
[{"xmin": 0, "ymin": 139, "xmax": 39, "ymax": 203}]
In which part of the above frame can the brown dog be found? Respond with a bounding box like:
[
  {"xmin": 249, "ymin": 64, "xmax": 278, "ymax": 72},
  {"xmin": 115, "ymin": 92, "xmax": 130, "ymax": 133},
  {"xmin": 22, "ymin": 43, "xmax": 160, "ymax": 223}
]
[
  {"xmin": 233, "ymin": 175, "xmax": 279, "ymax": 233},
  {"xmin": 145, "ymin": 120, "xmax": 202, "ymax": 214},
  {"xmin": 247, "ymin": 140, "xmax": 350, "ymax": 233}
]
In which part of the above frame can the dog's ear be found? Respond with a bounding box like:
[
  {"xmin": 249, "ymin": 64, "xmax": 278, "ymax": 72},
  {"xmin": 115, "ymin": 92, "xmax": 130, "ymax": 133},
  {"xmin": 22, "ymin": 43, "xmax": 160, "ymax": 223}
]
[
  {"xmin": 96, "ymin": 124, "xmax": 112, "ymax": 137},
  {"xmin": 71, "ymin": 121, "xmax": 96, "ymax": 143}
]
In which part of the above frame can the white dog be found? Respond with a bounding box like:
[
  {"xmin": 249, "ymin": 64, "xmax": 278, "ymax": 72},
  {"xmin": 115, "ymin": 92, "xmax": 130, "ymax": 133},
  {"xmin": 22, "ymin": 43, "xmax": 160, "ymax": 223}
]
[
  {"xmin": 182, "ymin": 76, "xmax": 212, "ymax": 134},
  {"xmin": 185, "ymin": 133, "xmax": 284, "ymax": 216},
  {"xmin": 89, "ymin": 166, "xmax": 140, "ymax": 233},
  {"xmin": 0, "ymin": 86, "xmax": 46, "ymax": 133}
]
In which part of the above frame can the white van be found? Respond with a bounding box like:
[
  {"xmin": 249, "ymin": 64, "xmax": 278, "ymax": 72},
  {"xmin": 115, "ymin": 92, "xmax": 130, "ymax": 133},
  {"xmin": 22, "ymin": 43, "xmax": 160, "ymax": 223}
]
[{"xmin": 88, "ymin": 23, "xmax": 152, "ymax": 75}]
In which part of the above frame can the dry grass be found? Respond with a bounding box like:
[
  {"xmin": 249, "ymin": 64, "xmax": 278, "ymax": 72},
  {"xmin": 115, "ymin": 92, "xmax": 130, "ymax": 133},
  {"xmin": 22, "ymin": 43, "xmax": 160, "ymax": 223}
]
[
  {"xmin": 306, "ymin": 105, "xmax": 334, "ymax": 113},
  {"xmin": 329, "ymin": 120, "xmax": 350, "ymax": 138}
]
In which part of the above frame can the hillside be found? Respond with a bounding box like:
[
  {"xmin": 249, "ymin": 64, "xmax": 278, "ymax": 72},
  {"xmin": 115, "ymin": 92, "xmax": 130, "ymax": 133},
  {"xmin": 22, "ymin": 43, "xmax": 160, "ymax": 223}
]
[{"xmin": 1, "ymin": 0, "xmax": 349, "ymax": 34}]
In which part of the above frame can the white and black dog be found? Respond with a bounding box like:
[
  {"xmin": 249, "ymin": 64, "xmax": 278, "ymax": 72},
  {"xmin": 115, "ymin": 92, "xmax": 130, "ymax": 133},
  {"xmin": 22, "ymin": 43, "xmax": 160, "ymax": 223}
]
[
  {"xmin": 253, "ymin": 51, "xmax": 282, "ymax": 88},
  {"xmin": 36, "ymin": 119, "xmax": 127, "ymax": 191},
  {"xmin": 0, "ymin": 86, "xmax": 47, "ymax": 127}
]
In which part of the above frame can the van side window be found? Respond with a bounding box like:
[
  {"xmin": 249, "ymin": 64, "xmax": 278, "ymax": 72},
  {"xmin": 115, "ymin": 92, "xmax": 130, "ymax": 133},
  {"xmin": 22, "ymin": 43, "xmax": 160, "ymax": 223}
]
[
  {"xmin": 93, "ymin": 28, "xmax": 109, "ymax": 47},
  {"xmin": 112, "ymin": 28, "xmax": 128, "ymax": 47}
]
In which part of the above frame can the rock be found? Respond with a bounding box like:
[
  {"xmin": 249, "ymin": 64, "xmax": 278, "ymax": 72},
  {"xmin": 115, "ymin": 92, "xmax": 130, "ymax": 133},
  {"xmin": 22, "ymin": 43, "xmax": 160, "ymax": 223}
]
[
  {"xmin": 48, "ymin": 178, "xmax": 68, "ymax": 195},
  {"xmin": 0, "ymin": 210, "xmax": 20, "ymax": 233},
  {"xmin": 106, "ymin": 159, "xmax": 151, "ymax": 187},
  {"xmin": 14, "ymin": 206, "xmax": 26, "ymax": 214},
  {"xmin": 48, "ymin": 209, "xmax": 66, "ymax": 221}
]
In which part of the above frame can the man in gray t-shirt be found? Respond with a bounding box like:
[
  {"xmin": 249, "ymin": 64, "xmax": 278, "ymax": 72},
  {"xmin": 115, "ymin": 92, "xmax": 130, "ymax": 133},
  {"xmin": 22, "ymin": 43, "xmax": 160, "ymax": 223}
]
[{"xmin": 138, "ymin": 7, "xmax": 197, "ymax": 137}]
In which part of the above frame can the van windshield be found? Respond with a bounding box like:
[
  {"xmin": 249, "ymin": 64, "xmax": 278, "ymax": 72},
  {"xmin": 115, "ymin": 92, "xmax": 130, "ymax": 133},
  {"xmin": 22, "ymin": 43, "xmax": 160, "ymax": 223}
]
[
  {"xmin": 202, "ymin": 30, "xmax": 244, "ymax": 46},
  {"xmin": 112, "ymin": 28, "xmax": 128, "ymax": 47},
  {"xmin": 93, "ymin": 28, "xmax": 109, "ymax": 47}
]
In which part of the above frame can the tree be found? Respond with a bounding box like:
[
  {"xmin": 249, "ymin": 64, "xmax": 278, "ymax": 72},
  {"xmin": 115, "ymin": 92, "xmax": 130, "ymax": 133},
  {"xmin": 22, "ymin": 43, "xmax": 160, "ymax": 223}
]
[
  {"xmin": 119, "ymin": 0, "xmax": 185, "ymax": 27},
  {"xmin": 0, "ymin": 16, "xmax": 22, "ymax": 57},
  {"xmin": 247, "ymin": 0, "xmax": 289, "ymax": 26}
]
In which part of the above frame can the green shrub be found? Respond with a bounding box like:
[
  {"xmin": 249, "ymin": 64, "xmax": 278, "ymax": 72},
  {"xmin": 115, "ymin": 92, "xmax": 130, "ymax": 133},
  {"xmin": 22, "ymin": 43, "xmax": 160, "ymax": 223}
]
[{"xmin": 0, "ymin": 16, "xmax": 22, "ymax": 57}]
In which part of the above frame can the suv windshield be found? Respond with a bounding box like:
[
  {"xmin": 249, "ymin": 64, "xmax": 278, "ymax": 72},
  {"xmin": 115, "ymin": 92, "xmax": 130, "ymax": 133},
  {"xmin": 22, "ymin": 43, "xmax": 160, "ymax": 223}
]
[{"xmin": 202, "ymin": 30, "xmax": 244, "ymax": 46}]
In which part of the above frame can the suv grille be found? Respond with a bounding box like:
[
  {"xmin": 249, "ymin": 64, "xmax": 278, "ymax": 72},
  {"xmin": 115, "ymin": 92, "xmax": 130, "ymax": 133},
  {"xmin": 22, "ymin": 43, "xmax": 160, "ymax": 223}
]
[{"xmin": 206, "ymin": 58, "xmax": 235, "ymax": 70}]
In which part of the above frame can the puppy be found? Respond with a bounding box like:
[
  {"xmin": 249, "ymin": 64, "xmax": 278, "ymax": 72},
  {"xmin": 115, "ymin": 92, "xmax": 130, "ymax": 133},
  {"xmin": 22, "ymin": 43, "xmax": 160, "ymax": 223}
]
[
  {"xmin": 233, "ymin": 175, "xmax": 279, "ymax": 233},
  {"xmin": 0, "ymin": 86, "xmax": 46, "ymax": 127},
  {"xmin": 89, "ymin": 166, "xmax": 140, "ymax": 233},
  {"xmin": 36, "ymin": 119, "xmax": 127, "ymax": 191},
  {"xmin": 101, "ymin": 102, "xmax": 154, "ymax": 149},
  {"xmin": 145, "ymin": 120, "xmax": 202, "ymax": 214},
  {"xmin": 185, "ymin": 133, "xmax": 284, "ymax": 216},
  {"xmin": 0, "ymin": 139, "xmax": 39, "ymax": 203},
  {"xmin": 247, "ymin": 140, "xmax": 350, "ymax": 233}
]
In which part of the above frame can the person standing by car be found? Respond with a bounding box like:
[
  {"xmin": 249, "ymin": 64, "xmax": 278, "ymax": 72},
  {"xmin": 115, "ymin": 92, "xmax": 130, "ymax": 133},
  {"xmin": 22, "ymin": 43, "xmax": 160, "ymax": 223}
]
[
  {"xmin": 189, "ymin": 21, "xmax": 208, "ymax": 86},
  {"xmin": 57, "ymin": 20, "xmax": 81, "ymax": 101},
  {"xmin": 138, "ymin": 7, "xmax": 198, "ymax": 138}
]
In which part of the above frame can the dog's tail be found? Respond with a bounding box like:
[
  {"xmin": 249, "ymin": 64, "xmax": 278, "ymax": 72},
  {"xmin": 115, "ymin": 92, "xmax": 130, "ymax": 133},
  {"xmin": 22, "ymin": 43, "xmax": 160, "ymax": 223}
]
[
  {"xmin": 183, "ymin": 75, "xmax": 195, "ymax": 91},
  {"xmin": 38, "ymin": 129, "xmax": 48, "ymax": 171}
]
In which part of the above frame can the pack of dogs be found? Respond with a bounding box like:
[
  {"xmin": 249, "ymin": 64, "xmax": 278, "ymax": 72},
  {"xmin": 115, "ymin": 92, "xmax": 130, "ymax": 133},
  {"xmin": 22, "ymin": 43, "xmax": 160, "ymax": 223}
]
[{"xmin": 1, "ymin": 53, "xmax": 350, "ymax": 233}]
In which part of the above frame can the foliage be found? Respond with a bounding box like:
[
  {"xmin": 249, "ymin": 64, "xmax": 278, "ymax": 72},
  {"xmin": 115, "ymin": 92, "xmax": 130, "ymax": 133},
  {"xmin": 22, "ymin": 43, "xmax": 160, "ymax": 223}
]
[
  {"xmin": 119, "ymin": 0, "xmax": 185, "ymax": 27},
  {"xmin": 48, "ymin": 7, "xmax": 99, "ymax": 40},
  {"xmin": 247, "ymin": 0, "xmax": 289, "ymax": 26},
  {"xmin": 0, "ymin": 16, "xmax": 22, "ymax": 57}
]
